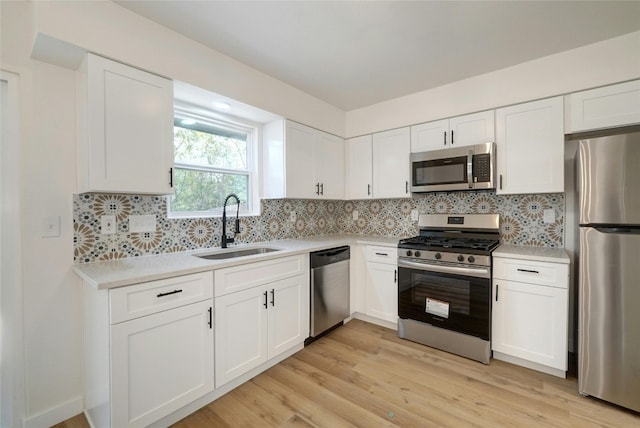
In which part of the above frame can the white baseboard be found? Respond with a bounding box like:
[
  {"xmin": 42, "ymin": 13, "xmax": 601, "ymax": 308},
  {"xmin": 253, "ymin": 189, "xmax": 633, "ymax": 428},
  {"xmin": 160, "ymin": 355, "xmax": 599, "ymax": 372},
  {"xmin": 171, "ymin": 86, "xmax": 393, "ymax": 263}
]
[{"xmin": 23, "ymin": 396, "xmax": 83, "ymax": 428}]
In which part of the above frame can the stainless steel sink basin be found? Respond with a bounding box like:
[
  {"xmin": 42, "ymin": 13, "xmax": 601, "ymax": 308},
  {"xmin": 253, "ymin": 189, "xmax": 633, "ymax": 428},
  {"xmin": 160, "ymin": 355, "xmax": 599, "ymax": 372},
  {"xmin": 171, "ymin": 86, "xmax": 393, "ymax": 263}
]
[{"xmin": 195, "ymin": 247, "xmax": 280, "ymax": 260}]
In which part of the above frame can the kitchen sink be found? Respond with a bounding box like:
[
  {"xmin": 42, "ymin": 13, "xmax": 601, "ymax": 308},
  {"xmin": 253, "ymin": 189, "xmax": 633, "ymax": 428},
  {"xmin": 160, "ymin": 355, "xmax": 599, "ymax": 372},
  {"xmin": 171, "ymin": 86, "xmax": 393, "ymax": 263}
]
[{"xmin": 195, "ymin": 247, "xmax": 281, "ymax": 260}]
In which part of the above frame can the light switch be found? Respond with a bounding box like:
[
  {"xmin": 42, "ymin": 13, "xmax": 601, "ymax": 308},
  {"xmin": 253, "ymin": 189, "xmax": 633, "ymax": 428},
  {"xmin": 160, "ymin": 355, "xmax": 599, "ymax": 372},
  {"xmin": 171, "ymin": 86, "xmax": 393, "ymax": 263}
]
[
  {"xmin": 352, "ymin": 210, "xmax": 359, "ymax": 221},
  {"xmin": 411, "ymin": 209, "xmax": 419, "ymax": 221},
  {"xmin": 290, "ymin": 211, "xmax": 296, "ymax": 223},
  {"xmin": 42, "ymin": 216, "xmax": 61, "ymax": 237},
  {"xmin": 101, "ymin": 215, "xmax": 116, "ymax": 234}
]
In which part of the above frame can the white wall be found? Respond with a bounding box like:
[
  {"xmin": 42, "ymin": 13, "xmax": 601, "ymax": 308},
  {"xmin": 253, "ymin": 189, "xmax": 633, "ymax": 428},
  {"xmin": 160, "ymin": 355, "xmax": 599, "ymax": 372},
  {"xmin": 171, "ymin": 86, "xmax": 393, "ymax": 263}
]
[
  {"xmin": 346, "ymin": 31, "xmax": 640, "ymax": 137},
  {"xmin": 1, "ymin": 2, "xmax": 83, "ymax": 426}
]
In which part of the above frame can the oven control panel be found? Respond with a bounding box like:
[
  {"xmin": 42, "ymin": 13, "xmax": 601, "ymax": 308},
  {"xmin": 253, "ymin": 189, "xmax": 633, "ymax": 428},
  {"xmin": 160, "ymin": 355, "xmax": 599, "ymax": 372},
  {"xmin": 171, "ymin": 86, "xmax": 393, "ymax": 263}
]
[{"xmin": 399, "ymin": 249, "xmax": 490, "ymax": 267}]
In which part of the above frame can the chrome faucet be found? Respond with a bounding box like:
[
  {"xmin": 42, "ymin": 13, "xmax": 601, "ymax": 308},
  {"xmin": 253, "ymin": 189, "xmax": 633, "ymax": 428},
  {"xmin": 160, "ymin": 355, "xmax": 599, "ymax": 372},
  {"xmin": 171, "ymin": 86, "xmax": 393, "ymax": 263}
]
[{"xmin": 221, "ymin": 193, "xmax": 241, "ymax": 248}]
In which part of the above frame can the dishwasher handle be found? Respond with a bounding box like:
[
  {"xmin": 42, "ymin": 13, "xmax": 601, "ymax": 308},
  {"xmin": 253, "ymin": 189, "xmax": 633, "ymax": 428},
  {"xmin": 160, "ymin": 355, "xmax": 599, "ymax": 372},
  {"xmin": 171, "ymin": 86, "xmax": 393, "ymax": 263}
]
[{"xmin": 310, "ymin": 246, "xmax": 350, "ymax": 268}]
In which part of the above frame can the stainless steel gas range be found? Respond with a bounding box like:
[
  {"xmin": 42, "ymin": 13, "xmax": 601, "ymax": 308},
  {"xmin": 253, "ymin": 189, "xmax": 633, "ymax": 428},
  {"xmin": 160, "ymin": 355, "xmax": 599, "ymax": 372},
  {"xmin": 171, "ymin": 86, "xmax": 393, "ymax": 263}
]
[{"xmin": 397, "ymin": 213, "xmax": 500, "ymax": 364}]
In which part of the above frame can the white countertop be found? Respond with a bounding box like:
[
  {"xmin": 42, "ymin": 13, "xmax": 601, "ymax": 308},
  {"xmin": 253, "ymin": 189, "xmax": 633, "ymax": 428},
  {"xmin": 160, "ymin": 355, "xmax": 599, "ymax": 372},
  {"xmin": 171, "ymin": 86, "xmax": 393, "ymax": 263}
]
[
  {"xmin": 493, "ymin": 244, "xmax": 570, "ymax": 264},
  {"xmin": 73, "ymin": 234, "xmax": 399, "ymax": 290}
]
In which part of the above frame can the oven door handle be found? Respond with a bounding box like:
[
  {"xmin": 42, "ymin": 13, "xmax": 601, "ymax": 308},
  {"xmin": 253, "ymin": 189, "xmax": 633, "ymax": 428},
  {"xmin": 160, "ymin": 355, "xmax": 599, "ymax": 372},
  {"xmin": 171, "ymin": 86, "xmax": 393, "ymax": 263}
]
[{"xmin": 398, "ymin": 259, "xmax": 491, "ymax": 279}]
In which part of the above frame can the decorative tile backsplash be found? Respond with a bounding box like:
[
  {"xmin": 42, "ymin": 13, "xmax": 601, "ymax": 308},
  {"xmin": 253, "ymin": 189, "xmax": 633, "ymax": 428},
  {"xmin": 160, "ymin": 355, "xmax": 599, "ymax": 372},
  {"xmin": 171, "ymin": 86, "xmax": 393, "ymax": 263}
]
[{"xmin": 73, "ymin": 191, "xmax": 564, "ymax": 263}]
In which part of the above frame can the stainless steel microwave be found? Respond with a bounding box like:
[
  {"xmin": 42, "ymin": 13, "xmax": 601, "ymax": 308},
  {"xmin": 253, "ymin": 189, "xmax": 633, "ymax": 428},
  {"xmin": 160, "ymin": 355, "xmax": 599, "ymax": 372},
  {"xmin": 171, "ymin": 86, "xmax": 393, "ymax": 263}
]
[{"xmin": 410, "ymin": 142, "xmax": 496, "ymax": 192}]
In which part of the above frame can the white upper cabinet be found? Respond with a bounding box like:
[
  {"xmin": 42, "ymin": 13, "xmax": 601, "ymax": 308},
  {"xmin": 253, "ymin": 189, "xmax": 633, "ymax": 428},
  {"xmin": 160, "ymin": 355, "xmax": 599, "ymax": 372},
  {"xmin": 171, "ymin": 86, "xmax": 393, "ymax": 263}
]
[
  {"xmin": 77, "ymin": 53, "xmax": 174, "ymax": 194},
  {"xmin": 496, "ymin": 97, "xmax": 564, "ymax": 195},
  {"xmin": 346, "ymin": 135, "xmax": 373, "ymax": 199},
  {"xmin": 372, "ymin": 127, "xmax": 411, "ymax": 198},
  {"xmin": 566, "ymin": 80, "xmax": 640, "ymax": 133},
  {"xmin": 411, "ymin": 110, "xmax": 494, "ymax": 152},
  {"xmin": 263, "ymin": 120, "xmax": 345, "ymax": 199}
]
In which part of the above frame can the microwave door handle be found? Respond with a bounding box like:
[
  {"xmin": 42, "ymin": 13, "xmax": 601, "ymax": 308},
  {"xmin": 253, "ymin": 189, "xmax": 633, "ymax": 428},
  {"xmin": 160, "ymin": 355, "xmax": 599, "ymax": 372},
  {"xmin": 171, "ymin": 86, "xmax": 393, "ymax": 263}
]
[{"xmin": 467, "ymin": 150, "xmax": 473, "ymax": 188}]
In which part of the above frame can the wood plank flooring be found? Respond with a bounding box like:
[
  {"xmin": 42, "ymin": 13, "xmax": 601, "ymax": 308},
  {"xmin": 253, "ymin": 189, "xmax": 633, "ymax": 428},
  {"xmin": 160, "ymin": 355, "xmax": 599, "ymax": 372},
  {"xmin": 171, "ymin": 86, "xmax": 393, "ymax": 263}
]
[{"xmin": 56, "ymin": 319, "xmax": 639, "ymax": 427}]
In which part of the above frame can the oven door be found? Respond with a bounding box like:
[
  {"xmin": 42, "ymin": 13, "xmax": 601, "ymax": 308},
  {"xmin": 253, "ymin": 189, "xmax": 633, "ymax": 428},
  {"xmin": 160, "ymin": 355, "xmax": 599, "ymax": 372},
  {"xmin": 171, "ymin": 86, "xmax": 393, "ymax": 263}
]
[{"xmin": 398, "ymin": 259, "xmax": 491, "ymax": 340}]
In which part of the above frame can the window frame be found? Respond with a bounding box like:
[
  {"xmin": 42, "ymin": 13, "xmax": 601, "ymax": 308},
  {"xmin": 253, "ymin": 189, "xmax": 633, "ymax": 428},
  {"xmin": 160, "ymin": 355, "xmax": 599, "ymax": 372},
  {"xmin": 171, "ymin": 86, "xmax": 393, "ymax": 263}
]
[{"xmin": 168, "ymin": 105, "xmax": 260, "ymax": 218}]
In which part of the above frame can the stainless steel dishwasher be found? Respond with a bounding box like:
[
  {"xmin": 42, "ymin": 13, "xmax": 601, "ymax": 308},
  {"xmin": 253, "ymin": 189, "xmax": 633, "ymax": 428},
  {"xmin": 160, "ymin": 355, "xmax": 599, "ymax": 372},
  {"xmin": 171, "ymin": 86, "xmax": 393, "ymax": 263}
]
[{"xmin": 308, "ymin": 246, "xmax": 350, "ymax": 342}]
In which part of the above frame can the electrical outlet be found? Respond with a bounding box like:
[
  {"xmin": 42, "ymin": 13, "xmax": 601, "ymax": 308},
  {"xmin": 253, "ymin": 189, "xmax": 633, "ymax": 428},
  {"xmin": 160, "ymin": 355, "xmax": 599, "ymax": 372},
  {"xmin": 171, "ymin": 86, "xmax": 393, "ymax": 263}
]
[
  {"xmin": 101, "ymin": 215, "xmax": 116, "ymax": 234},
  {"xmin": 352, "ymin": 210, "xmax": 359, "ymax": 220},
  {"xmin": 290, "ymin": 211, "xmax": 296, "ymax": 223},
  {"xmin": 411, "ymin": 209, "xmax": 419, "ymax": 221},
  {"xmin": 543, "ymin": 209, "xmax": 555, "ymax": 224},
  {"xmin": 130, "ymin": 215, "xmax": 156, "ymax": 233}
]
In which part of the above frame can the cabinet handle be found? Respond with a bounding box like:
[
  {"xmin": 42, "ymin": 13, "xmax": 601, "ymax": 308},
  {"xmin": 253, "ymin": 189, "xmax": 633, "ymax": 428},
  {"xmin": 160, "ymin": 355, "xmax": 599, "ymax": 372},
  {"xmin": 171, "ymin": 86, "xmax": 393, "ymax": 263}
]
[
  {"xmin": 405, "ymin": 181, "xmax": 409, "ymax": 194},
  {"xmin": 320, "ymin": 183, "xmax": 324, "ymax": 195},
  {"xmin": 263, "ymin": 290, "xmax": 268, "ymax": 309},
  {"xmin": 443, "ymin": 131, "xmax": 447, "ymax": 146},
  {"xmin": 156, "ymin": 289, "xmax": 182, "ymax": 298},
  {"xmin": 315, "ymin": 183, "xmax": 320, "ymax": 195},
  {"xmin": 367, "ymin": 184, "xmax": 371, "ymax": 196},
  {"xmin": 495, "ymin": 284, "xmax": 499, "ymax": 302},
  {"xmin": 499, "ymin": 174, "xmax": 503, "ymax": 190},
  {"xmin": 270, "ymin": 288, "xmax": 275, "ymax": 306},
  {"xmin": 208, "ymin": 307, "xmax": 212, "ymax": 329},
  {"xmin": 451, "ymin": 130, "xmax": 454, "ymax": 145},
  {"xmin": 517, "ymin": 268, "xmax": 540, "ymax": 274},
  {"xmin": 169, "ymin": 167, "xmax": 174, "ymax": 188},
  {"xmin": 394, "ymin": 269, "xmax": 397, "ymax": 283},
  {"xmin": 375, "ymin": 252, "xmax": 388, "ymax": 256}
]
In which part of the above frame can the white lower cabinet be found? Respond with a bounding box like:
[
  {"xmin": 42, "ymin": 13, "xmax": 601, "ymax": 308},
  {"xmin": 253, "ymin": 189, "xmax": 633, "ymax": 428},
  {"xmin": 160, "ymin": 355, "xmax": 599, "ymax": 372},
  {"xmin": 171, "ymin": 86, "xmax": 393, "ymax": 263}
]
[
  {"xmin": 491, "ymin": 256, "xmax": 569, "ymax": 377},
  {"xmin": 111, "ymin": 300, "xmax": 214, "ymax": 427},
  {"xmin": 364, "ymin": 246, "xmax": 398, "ymax": 324},
  {"xmin": 214, "ymin": 255, "xmax": 309, "ymax": 388},
  {"xmin": 83, "ymin": 272, "xmax": 214, "ymax": 428}
]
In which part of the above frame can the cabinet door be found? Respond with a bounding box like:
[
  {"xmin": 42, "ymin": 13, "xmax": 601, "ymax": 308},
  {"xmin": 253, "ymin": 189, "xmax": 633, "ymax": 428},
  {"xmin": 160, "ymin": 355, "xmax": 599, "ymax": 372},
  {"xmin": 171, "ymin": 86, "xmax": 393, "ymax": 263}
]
[
  {"xmin": 215, "ymin": 286, "xmax": 268, "ymax": 388},
  {"xmin": 492, "ymin": 279, "xmax": 567, "ymax": 371},
  {"xmin": 268, "ymin": 275, "xmax": 309, "ymax": 359},
  {"xmin": 449, "ymin": 110, "xmax": 495, "ymax": 147},
  {"xmin": 365, "ymin": 262, "xmax": 398, "ymax": 323},
  {"xmin": 346, "ymin": 135, "xmax": 373, "ymax": 199},
  {"xmin": 496, "ymin": 97, "xmax": 564, "ymax": 194},
  {"xmin": 315, "ymin": 131, "xmax": 345, "ymax": 199},
  {"xmin": 110, "ymin": 300, "xmax": 214, "ymax": 427},
  {"xmin": 82, "ymin": 54, "xmax": 174, "ymax": 194},
  {"xmin": 372, "ymin": 127, "xmax": 411, "ymax": 198},
  {"xmin": 410, "ymin": 119, "xmax": 449, "ymax": 152},
  {"xmin": 567, "ymin": 80, "xmax": 640, "ymax": 132},
  {"xmin": 285, "ymin": 121, "xmax": 317, "ymax": 198}
]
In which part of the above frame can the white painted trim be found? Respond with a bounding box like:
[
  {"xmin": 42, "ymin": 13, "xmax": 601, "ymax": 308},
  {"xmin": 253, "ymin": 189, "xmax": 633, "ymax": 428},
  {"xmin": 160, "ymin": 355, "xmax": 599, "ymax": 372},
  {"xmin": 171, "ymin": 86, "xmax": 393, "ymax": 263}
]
[
  {"xmin": 0, "ymin": 70, "xmax": 25, "ymax": 428},
  {"xmin": 493, "ymin": 351, "xmax": 566, "ymax": 379},
  {"xmin": 22, "ymin": 396, "xmax": 83, "ymax": 428}
]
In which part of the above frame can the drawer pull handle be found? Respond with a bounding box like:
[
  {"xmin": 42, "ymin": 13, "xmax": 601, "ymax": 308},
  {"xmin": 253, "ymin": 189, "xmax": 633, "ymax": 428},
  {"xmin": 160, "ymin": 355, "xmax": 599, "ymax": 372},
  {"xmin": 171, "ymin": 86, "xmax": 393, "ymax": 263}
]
[
  {"xmin": 517, "ymin": 268, "xmax": 539, "ymax": 274},
  {"xmin": 375, "ymin": 252, "xmax": 388, "ymax": 256},
  {"xmin": 157, "ymin": 289, "xmax": 183, "ymax": 298}
]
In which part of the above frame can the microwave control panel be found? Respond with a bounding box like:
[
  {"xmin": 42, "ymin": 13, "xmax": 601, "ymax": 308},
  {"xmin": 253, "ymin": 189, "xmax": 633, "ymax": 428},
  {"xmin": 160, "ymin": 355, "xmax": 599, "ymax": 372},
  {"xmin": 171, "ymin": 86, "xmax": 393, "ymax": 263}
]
[{"xmin": 472, "ymin": 154, "xmax": 491, "ymax": 183}]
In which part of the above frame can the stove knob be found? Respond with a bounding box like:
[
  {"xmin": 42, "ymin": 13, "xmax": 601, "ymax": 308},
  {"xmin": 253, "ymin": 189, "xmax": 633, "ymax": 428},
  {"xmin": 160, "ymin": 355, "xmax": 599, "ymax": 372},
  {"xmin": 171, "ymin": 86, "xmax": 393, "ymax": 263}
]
[
  {"xmin": 457, "ymin": 255, "xmax": 464, "ymax": 262},
  {"xmin": 406, "ymin": 250, "xmax": 413, "ymax": 257},
  {"xmin": 435, "ymin": 253, "xmax": 442, "ymax": 260},
  {"xmin": 468, "ymin": 256, "xmax": 475, "ymax": 263},
  {"xmin": 414, "ymin": 251, "xmax": 421, "ymax": 257}
]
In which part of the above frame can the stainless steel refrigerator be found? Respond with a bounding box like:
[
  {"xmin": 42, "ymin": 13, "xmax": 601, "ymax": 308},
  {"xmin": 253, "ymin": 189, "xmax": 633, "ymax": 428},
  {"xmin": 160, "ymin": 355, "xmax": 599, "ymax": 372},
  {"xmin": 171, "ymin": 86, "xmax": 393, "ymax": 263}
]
[{"xmin": 577, "ymin": 129, "xmax": 640, "ymax": 412}]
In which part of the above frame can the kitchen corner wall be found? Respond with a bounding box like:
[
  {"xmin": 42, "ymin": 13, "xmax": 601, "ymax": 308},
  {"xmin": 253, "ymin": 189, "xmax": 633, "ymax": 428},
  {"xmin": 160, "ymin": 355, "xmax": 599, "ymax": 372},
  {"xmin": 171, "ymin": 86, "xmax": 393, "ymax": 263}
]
[{"xmin": 74, "ymin": 191, "xmax": 564, "ymax": 263}]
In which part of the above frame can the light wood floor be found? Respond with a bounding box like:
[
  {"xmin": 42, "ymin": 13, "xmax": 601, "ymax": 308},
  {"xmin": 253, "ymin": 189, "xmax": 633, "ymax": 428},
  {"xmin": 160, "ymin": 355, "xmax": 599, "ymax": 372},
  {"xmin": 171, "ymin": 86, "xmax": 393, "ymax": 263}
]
[{"xmin": 56, "ymin": 319, "xmax": 639, "ymax": 428}]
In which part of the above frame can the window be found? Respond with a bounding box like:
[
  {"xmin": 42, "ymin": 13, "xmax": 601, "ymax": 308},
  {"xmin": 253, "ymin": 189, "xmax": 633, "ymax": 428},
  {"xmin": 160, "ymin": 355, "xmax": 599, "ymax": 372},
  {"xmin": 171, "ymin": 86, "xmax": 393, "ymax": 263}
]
[{"xmin": 169, "ymin": 108, "xmax": 258, "ymax": 217}]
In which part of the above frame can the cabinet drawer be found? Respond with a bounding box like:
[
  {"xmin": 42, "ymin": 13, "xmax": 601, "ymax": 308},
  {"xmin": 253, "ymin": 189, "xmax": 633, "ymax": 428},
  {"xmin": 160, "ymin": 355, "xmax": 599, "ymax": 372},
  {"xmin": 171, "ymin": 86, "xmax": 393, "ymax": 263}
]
[
  {"xmin": 215, "ymin": 254, "xmax": 308, "ymax": 297},
  {"xmin": 110, "ymin": 272, "xmax": 214, "ymax": 324},
  {"xmin": 493, "ymin": 258, "xmax": 568, "ymax": 288},
  {"xmin": 366, "ymin": 246, "xmax": 397, "ymax": 264}
]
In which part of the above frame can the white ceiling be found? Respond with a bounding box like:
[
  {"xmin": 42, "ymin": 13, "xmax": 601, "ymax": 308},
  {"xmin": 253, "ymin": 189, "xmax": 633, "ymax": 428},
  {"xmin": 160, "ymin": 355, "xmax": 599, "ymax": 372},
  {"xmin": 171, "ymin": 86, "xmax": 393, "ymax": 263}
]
[{"xmin": 115, "ymin": 1, "xmax": 640, "ymax": 111}]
